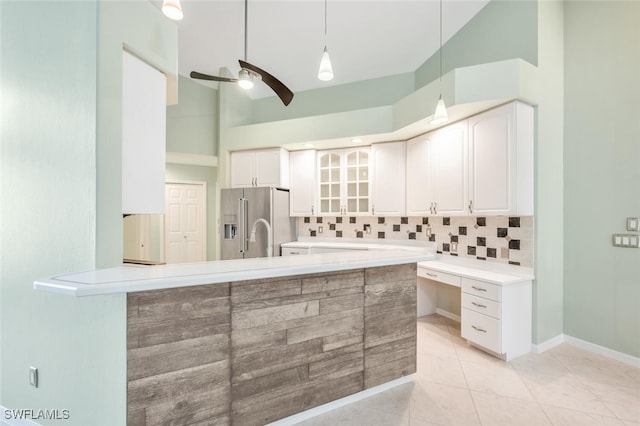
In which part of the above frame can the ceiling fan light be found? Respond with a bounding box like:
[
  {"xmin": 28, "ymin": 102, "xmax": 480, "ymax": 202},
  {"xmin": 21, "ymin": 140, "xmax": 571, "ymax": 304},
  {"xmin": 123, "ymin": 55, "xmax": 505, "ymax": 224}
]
[
  {"xmin": 431, "ymin": 96, "xmax": 448, "ymax": 125},
  {"xmin": 317, "ymin": 47, "xmax": 334, "ymax": 81},
  {"xmin": 162, "ymin": 0, "xmax": 183, "ymax": 20},
  {"xmin": 238, "ymin": 69, "xmax": 254, "ymax": 90}
]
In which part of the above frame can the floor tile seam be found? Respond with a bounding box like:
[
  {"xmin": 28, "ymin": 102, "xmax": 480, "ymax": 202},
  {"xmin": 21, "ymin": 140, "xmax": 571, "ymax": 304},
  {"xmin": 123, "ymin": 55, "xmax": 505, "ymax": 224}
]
[
  {"xmin": 470, "ymin": 388, "xmax": 551, "ymax": 415},
  {"xmin": 598, "ymin": 399, "xmax": 640, "ymax": 423},
  {"xmin": 539, "ymin": 402, "xmax": 626, "ymax": 423},
  {"xmin": 415, "ymin": 375, "xmax": 471, "ymax": 391},
  {"xmin": 465, "ymin": 381, "xmax": 537, "ymax": 404}
]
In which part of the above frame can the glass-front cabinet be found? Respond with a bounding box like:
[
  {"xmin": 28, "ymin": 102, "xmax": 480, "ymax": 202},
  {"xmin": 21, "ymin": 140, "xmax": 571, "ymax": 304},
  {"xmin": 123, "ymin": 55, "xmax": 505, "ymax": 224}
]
[{"xmin": 318, "ymin": 148, "xmax": 370, "ymax": 216}]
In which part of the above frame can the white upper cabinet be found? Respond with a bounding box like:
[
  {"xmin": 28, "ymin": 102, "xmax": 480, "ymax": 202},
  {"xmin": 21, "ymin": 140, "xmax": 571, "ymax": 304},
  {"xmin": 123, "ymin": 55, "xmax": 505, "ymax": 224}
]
[
  {"xmin": 122, "ymin": 50, "xmax": 167, "ymax": 214},
  {"xmin": 289, "ymin": 150, "xmax": 317, "ymax": 216},
  {"xmin": 405, "ymin": 122, "xmax": 468, "ymax": 216},
  {"xmin": 371, "ymin": 141, "xmax": 406, "ymax": 216},
  {"xmin": 230, "ymin": 148, "xmax": 290, "ymax": 188},
  {"xmin": 430, "ymin": 122, "xmax": 469, "ymax": 216},
  {"xmin": 468, "ymin": 102, "xmax": 534, "ymax": 216},
  {"xmin": 317, "ymin": 148, "xmax": 370, "ymax": 216},
  {"xmin": 406, "ymin": 134, "xmax": 432, "ymax": 216}
]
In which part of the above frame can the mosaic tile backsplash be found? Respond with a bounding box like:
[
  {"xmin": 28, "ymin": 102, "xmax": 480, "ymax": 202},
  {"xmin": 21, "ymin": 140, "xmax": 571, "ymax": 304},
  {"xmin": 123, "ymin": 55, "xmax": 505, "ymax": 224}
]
[{"xmin": 298, "ymin": 216, "xmax": 534, "ymax": 268}]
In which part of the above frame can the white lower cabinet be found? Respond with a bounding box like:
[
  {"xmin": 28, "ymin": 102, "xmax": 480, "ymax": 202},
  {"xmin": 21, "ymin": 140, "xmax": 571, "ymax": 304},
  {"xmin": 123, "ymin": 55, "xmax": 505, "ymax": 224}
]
[
  {"xmin": 281, "ymin": 247, "xmax": 310, "ymax": 256},
  {"xmin": 418, "ymin": 264, "xmax": 532, "ymax": 361}
]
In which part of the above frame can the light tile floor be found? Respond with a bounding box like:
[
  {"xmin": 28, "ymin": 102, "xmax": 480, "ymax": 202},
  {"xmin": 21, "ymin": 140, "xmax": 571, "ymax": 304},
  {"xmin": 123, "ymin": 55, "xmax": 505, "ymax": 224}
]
[{"xmin": 296, "ymin": 314, "xmax": 640, "ymax": 426}]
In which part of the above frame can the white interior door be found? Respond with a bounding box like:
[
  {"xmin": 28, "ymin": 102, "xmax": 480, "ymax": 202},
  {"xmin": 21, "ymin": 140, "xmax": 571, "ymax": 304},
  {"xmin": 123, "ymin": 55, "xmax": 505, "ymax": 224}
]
[{"xmin": 165, "ymin": 182, "xmax": 207, "ymax": 263}]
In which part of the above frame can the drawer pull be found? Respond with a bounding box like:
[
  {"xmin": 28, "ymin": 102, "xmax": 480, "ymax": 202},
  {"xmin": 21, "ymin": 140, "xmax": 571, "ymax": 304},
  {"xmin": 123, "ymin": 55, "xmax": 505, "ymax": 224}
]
[
  {"xmin": 472, "ymin": 325, "xmax": 487, "ymax": 333},
  {"xmin": 471, "ymin": 285, "xmax": 487, "ymax": 292},
  {"xmin": 471, "ymin": 301, "xmax": 487, "ymax": 308},
  {"xmin": 426, "ymin": 272, "xmax": 438, "ymax": 278},
  {"xmin": 290, "ymin": 251, "xmax": 300, "ymax": 255}
]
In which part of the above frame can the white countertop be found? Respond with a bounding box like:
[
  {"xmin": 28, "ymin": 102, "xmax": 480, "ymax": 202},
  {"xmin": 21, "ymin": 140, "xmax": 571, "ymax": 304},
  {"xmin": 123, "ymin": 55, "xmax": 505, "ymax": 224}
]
[
  {"xmin": 34, "ymin": 249, "xmax": 434, "ymax": 297},
  {"xmin": 282, "ymin": 239, "xmax": 432, "ymax": 252},
  {"xmin": 418, "ymin": 255, "xmax": 534, "ymax": 285}
]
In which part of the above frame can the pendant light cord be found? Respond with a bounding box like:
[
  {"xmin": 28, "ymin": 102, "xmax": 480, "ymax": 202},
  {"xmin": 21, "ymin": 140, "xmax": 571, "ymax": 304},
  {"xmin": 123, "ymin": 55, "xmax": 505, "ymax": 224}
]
[
  {"xmin": 324, "ymin": 0, "xmax": 328, "ymax": 39},
  {"xmin": 244, "ymin": 0, "xmax": 248, "ymax": 61},
  {"xmin": 439, "ymin": 0, "xmax": 443, "ymax": 86}
]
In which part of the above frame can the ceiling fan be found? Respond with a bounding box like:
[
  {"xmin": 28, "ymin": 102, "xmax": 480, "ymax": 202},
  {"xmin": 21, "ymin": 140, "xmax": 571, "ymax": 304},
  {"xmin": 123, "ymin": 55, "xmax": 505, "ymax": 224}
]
[{"xmin": 189, "ymin": 0, "xmax": 294, "ymax": 106}]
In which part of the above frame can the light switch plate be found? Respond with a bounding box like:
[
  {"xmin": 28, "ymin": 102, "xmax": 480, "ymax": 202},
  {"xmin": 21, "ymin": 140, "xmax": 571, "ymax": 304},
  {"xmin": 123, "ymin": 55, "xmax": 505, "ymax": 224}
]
[
  {"xmin": 626, "ymin": 217, "xmax": 640, "ymax": 231},
  {"xmin": 612, "ymin": 234, "xmax": 640, "ymax": 248}
]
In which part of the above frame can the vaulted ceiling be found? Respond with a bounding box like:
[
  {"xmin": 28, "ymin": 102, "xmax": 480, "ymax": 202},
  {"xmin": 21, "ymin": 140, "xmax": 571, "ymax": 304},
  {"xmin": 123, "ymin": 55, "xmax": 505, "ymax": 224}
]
[{"xmin": 155, "ymin": 0, "xmax": 490, "ymax": 99}]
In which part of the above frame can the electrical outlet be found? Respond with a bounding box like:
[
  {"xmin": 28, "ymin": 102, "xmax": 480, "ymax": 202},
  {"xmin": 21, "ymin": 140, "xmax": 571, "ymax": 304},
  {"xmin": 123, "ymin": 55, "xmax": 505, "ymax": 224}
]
[
  {"xmin": 451, "ymin": 242, "xmax": 458, "ymax": 253},
  {"xmin": 364, "ymin": 224, "xmax": 371, "ymax": 234},
  {"xmin": 29, "ymin": 366, "xmax": 38, "ymax": 387},
  {"xmin": 501, "ymin": 247, "xmax": 509, "ymax": 258},
  {"xmin": 627, "ymin": 217, "xmax": 640, "ymax": 232},
  {"xmin": 318, "ymin": 226, "xmax": 323, "ymax": 234}
]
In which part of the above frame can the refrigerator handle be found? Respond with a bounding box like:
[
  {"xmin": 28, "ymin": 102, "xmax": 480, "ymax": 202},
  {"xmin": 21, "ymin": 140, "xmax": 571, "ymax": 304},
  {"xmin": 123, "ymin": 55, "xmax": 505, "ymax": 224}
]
[{"xmin": 239, "ymin": 197, "xmax": 249, "ymax": 253}]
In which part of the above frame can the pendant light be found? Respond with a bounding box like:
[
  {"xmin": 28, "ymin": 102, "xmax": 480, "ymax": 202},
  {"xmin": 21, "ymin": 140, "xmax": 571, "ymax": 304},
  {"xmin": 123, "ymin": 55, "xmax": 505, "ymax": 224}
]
[
  {"xmin": 162, "ymin": 0, "xmax": 184, "ymax": 21},
  {"xmin": 318, "ymin": 0, "xmax": 334, "ymax": 81},
  {"xmin": 431, "ymin": 0, "xmax": 448, "ymax": 125}
]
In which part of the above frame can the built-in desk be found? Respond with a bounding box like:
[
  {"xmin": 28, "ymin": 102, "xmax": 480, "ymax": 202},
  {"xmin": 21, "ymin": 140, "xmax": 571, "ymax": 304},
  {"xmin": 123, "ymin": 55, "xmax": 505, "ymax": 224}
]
[{"xmin": 417, "ymin": 257, "xmax": 534, "ymax": 361}]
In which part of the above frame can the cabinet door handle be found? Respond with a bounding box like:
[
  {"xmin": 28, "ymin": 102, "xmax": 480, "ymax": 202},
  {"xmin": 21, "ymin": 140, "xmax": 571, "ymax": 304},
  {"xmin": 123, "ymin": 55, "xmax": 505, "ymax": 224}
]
[
  {"xmin": 471, "ymin": 285, "xmax": 487, "ymax": 292},
  {"xmin": 372, "ymin": 205, "xmax": 375, "ymax": 215},
  {"xmin": 472, "ymin": 301, "xmax": 487, "ymax": 308},
  {"xmin": 433, "ymin": 202, "xmax": 438, "ymax": 215},
  {"xmin": 469, "ymin": 200, "xmax": 473, "ymax": 214},
  {"xmin": 311, "ymin": 205, "xmax": 315, "ymax": 216},
  {"xmin": 472, "ymin": 325, "xmax": 487, "ymax": 333}
]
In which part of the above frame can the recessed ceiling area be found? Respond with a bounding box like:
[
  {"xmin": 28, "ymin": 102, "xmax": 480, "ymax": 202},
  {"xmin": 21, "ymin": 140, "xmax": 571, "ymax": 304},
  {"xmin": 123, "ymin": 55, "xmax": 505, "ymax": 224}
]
[{"xmin": 157, "ymin": 0, "xmax": 490, "ymax": 99}]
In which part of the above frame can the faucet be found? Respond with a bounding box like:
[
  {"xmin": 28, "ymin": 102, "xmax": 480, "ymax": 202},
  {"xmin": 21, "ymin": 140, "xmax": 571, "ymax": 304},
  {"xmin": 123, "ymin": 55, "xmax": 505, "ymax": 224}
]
[{"xmin": 249, "ymin": 218, "xmax": 273, "ymax": 257}]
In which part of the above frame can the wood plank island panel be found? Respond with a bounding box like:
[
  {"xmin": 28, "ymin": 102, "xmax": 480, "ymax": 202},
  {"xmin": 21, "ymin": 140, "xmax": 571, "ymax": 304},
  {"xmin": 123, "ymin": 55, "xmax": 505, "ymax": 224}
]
[
  {"xmin": 127, "ymin": 284, "xmax": 231, "ymax": 426},
  {"xmin": 126, "ymin": 264, "xmax": 418, "ymax": 425},
  {"xmin": 230, "ymin": 270, "xmax": 365, "ymax": 426},
  {"xmin": 364, "ymin": 263, "xmax": 417, "ymax": 388}
]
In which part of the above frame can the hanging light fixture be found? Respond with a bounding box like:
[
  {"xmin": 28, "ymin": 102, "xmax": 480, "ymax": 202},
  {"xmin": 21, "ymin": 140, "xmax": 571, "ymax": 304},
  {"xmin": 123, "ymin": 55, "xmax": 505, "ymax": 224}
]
[
  {"xmin": 318, "ymin": 0, "xmax": 334, "ymax": 81},
  {"xmin": 238, "ymin": 69, "xmax": 254, "ymax": 90},
  {"xmin": 431, "ymin": 0, "xmax": 448, "ymax": 125},
  {"xmin": 162, "ymin": 0, "xmax": 184, "ymax": 21}
]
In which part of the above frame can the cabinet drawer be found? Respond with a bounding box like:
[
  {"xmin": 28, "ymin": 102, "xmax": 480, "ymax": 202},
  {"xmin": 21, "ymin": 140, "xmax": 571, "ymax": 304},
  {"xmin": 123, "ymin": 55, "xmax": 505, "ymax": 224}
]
[
  {"xmin": 282, "ymin": 247, "xmax": 310, "ymax": 256},
  {"xmin": 461, "ymin": 278, "xmax": 500, "ymax": 301},
  {"xmin": 462, "ymin": 308, "xmax": 501, "ymax": 353},
  {"xmin": 462, "ymin": 293, "xmax": 501, "ymax": 319},
  {"xmin": 417, "ymin": 267, "xmax": 461, "ymax": 287}
]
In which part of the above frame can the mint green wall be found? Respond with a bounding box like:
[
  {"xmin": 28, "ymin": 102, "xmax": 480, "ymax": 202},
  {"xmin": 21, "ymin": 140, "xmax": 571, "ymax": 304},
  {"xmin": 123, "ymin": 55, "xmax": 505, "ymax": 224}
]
[
  {"xmin": 0, "ymin": 2, "xmax": 125, "ymax": 424},
  {"xmin": 251, "ymin": 72, "xmax": 415, "ymax": 124},
  {"xmin": 166, "ymin": 75, "xmax": 218, "ymax": 260},
  {"xmin": 166, "ymin": 164, "xmax": 218, "ymax": 261},
  {"xmin": 97, "ymin": 0, "xmax": 178, "ymax": 268},
  {"xmin": 415, "ymin": 0, "xmax": 538, "ymax": 89},
  {"xmin": 532, "ymin": 0, "xmax": 564, "ymax": 345},
  {"xmin": 1, "ymin": 1, "xmax": 177, "ymax": 423},
  {"xmin": 167, "ymin": 75, "xmax": 218, "ymax": 156},
  {"xmin": 563, "ymin": 1, "xmax": 640, "ymax": 357}
]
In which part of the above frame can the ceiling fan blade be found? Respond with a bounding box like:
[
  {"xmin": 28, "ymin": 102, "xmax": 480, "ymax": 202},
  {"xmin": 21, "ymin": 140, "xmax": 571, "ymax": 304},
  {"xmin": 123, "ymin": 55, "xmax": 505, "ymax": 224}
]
[
  {"xmin": 239, "ymin": 60, "xmax": 294, "ymax": 106},
  {"xmin": 190, "ymin": 71, "xmax": 237, "ymax": 83}
]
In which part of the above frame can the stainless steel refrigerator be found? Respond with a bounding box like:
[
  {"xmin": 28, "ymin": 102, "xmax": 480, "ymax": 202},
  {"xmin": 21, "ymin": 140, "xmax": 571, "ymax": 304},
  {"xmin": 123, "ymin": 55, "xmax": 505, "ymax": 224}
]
[{"xmin": 220, "ymin": 187, "xmax": 296, "ymax": 260}]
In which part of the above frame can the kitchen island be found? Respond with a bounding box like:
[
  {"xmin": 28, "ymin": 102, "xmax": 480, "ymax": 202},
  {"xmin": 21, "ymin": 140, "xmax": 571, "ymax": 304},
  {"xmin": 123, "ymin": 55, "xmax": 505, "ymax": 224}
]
[{"xmin": 35, "ymin": 249, "xmax": 433, "ymax": 425}]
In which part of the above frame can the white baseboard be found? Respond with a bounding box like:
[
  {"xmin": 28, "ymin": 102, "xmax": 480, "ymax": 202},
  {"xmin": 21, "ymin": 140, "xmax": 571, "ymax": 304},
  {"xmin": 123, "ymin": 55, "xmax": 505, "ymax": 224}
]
[
  {"xmin": 0, "ymin": 406, "xmax": 41, "ymax": 426},
  {"xmin": 266, "ymin": 375, "xmax": 414, "ymax": 426},
  {"xmin": 532, "ymin": 334, "xmax": 565, "ymax": 353},
  {"xmin": 435, "ymin": 308, "xmax": 461, "ymax": 323},
  {"xmin": 563, "ymin": 334, "xmax": 640, "ymax": 368},
  {"xmin": 532, "ymin": 334, "xmax": 640, "ymax": 368}
]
